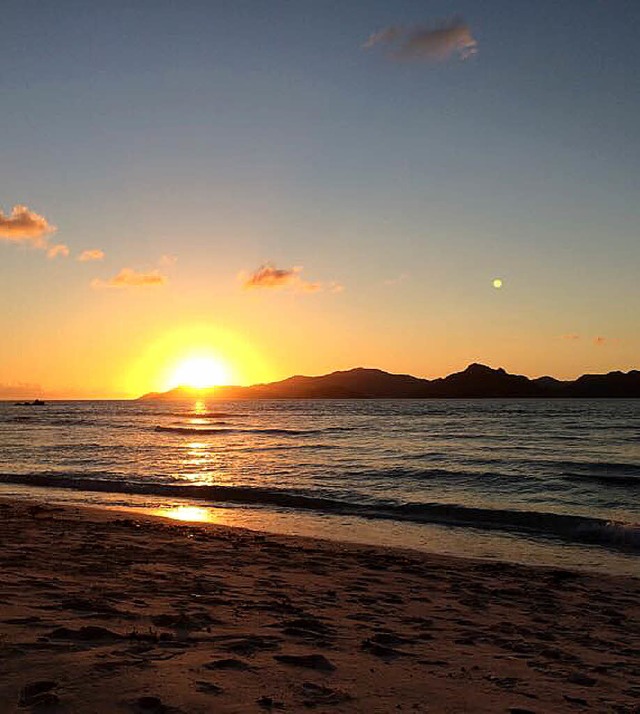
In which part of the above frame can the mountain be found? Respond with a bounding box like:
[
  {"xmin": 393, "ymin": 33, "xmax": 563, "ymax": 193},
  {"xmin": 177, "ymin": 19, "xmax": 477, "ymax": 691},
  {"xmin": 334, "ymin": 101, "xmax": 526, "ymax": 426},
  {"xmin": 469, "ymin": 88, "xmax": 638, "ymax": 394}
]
[
  {"xmin": 426, "ymin": 363, "xmax": 539, "ymax": 398},
  {"xmin": 138, "ymin": 364, "xmax": 640, "ymax": 400},
  {"xmin": 567, "ymin": 370, "xmax": 640, "ymax": 398}
]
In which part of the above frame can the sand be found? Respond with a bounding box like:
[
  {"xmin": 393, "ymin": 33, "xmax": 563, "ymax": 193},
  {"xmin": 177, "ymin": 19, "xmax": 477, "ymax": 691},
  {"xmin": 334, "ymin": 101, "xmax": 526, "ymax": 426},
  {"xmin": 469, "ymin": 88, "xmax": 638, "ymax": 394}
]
[{"xmin": 0, "ymin": 497, "xmax": 638, "ymax": 713}]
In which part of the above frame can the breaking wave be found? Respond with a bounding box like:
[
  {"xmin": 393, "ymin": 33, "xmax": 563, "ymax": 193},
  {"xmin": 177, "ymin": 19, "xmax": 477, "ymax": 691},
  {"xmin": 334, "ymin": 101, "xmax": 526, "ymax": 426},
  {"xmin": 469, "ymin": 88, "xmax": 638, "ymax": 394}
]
[{"xmin": 1, "ymin": 472, "xmax": 638, "ymax": 553}]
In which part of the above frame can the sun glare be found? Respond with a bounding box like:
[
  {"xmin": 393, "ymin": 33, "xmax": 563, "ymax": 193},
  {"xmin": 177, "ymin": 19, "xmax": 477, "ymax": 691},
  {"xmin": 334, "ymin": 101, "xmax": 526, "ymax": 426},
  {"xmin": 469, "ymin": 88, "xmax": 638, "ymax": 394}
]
[
  {"xmin": 123, "ymin": 324, "xmax": 272, "ymax": 397},
  {"xmin": 169, "ymin": 356, "xmax": 230, "ymax": 389},
  {"xmin": 154, "ymin": 506, "xmax": 215, "ymax": 523}
]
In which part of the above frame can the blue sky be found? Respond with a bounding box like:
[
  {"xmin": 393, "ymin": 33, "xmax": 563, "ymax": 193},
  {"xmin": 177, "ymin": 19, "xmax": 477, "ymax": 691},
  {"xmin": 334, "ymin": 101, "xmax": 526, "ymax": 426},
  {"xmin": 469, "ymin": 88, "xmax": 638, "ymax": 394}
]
[{"xmin": 1, "ymin": 1, "xmax": 639, "ymax": 395}]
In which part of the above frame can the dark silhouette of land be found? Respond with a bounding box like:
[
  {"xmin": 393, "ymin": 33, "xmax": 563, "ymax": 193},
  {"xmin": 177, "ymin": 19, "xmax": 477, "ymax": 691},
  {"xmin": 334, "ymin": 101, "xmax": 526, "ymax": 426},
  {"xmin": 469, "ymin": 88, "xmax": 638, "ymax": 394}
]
[{"xmin": 139, "ymin": 363, "xmax": 640, "ymax": 400}]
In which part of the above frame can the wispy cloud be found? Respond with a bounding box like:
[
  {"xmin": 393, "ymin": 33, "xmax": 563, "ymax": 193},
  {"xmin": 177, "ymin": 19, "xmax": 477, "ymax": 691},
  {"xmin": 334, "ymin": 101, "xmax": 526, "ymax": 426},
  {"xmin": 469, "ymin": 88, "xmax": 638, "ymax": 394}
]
[
  {"xmin": 560, "ymin": 334, "xmax": 616, "ymax": 347},
  {"xmin": 92, "ymin": 268, "xmax": 167, "ymax": 289},
  {"xmin": 383, "ymin": 272, "xmax": 409, "ymax": 286},
  {"xmin": 363, "ymin": 26, "xmax": 403, "ymax": 50},
  {"xmin": 244, "ymin": 264, "xmax": 300, "ymax": 289},
  {"xmin": 159, "ymin": 254, "xmax": 177, "ymax": 267},
  {"xmin": 364, "ymin": 17, "xmax": 478, "ymax": 63},
  {"xmin": 240, "ymin": 263, "xmax": 342, "ymax": 294},
  {"xmin": 0, "ymin": 204, "xmax": 67, "ymax": 258},
  {"xmin": 47, "ymin": 244, "xmax": 69, "ymax": 259},
  {"xmin": 77, "ymin": 249, "xmax": 105, "ymax": 262}
]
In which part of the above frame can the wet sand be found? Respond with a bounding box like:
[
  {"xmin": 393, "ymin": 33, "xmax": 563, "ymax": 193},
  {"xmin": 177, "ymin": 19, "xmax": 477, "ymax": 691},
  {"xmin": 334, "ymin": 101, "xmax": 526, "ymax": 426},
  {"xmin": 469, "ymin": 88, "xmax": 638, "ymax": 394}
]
[{"xmin": 0, "ymin": 497, "xmax": 638, "ymax": 713}]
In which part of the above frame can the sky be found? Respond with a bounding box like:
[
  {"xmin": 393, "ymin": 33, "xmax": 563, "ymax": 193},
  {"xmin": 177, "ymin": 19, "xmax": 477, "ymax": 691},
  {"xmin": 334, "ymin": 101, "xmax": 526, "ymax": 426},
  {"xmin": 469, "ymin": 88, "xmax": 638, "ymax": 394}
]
[{"xmin": 1, "ymin": 0, "xmax": 639, "ymax": 398}]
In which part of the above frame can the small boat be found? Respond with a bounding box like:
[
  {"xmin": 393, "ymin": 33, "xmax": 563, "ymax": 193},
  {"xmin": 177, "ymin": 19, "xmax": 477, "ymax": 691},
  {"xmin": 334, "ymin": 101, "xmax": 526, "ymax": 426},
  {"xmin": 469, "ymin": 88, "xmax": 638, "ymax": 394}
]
[{"xmin": 14, "ymin": 399, "xmax": 46, "ymax": 406}]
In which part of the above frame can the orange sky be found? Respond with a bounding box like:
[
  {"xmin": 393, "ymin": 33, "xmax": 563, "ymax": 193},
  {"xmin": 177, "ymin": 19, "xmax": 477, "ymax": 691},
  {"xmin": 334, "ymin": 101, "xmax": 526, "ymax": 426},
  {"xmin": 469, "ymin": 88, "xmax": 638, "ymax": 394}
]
[{"xmin": 2, "ymin": 4, "xmax": 638, "ymax": 398}]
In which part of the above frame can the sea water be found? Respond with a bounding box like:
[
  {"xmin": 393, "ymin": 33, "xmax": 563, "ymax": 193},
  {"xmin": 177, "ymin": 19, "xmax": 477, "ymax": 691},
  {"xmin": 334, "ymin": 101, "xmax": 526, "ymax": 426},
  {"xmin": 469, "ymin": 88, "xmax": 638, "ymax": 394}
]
[{"xmin": 1, "ymin": 398, "xmax": 638, "ymax": 575}]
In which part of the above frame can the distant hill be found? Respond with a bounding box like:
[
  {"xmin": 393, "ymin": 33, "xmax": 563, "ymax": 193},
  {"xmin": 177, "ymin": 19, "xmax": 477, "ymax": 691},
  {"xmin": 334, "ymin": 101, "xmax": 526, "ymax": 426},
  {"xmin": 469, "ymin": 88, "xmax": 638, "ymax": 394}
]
[{"xmin": 138, "ymin": 364, "xmax": 640, "ymax": 400}]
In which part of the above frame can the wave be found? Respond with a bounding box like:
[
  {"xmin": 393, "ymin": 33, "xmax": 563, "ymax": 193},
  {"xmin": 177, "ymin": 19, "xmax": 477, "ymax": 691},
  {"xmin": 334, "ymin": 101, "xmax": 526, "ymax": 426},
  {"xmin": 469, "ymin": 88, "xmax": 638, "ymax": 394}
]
[
  {"xmin": 154, "ymin": 426, "xmax": 355, "ymax": 436},
  {"xmin": 554, "ymin": 460, "xmax": 640, "ymax": 486},
  {"xmin": 164, "ymin": 419, "xmax": 232, "ymax": 428},
  {"xmin": 236, "ymin": 444, "xmax": 340, "ymax": 453},
  {"xmin": 554, "ymin": 460, "xmax": 640, "ymax": 473},
  {"xmin": 342, "ymin": 466, "xmax": 515, "ymax": 484},
  {"xmin": 562, "ymin": 473, "xmax": 640, "ymax": 487},
  {"xmin": 163, "ymin": 411, "xmax": 239, "ymax": 419},
  {"xmin": 98, "ymin": 409, "xmax": 243, "ymax": 419},
  {"xmin": 387, "ymin": 458, "xmax": 640, "ymax": 487},
  {"xmin": 1, "ymin": 472, "xmax": 638, "ymax": 553},
  {"xmin": 3, "ymin": 416, "xmax": 91, "ymax": 426}
]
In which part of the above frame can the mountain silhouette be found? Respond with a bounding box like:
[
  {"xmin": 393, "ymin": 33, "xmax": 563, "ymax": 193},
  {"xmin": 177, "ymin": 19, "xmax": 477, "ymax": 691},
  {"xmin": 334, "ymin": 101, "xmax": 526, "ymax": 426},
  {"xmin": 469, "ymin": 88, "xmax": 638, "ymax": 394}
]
[{"xmin": 139, "ymin": 364, "xmax": 640, "ymax": 400}]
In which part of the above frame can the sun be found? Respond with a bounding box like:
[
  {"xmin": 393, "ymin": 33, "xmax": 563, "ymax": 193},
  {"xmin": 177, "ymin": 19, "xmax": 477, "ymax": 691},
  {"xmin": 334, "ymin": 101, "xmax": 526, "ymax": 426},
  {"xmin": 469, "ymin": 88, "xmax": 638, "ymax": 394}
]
[
  {"xmin": 123, "ymin": 324, "xmax": 272, "ymax": 397},
  {"xmin": 168, "ymin": 356, "xmax": 230, "ymax": 389}
]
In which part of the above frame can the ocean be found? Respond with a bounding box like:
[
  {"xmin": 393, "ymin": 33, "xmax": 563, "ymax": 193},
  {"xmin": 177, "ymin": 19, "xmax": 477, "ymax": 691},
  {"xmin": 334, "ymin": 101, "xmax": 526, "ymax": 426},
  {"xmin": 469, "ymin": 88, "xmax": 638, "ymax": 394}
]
[{"xmin": 1, "ymin": 398, "xmax": 638, "ymax": 576}]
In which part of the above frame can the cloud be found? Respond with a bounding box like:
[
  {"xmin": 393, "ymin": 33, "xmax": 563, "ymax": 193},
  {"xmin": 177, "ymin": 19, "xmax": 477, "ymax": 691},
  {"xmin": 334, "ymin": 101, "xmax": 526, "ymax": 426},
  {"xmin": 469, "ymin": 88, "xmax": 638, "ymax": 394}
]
[
  {"xmin": 47, "ymin": 243, "xmax": 70, "ymax": 259},
  {"xmin": 0, "ymin": 204, "xmax": 65, "ymax": 258},
  {"xmin": 383, "ymin": 273, "xmax": 409, "ymax": 286},
  {"xmin": 92, "ymin": 268, "xmax": 167, "ymax": 289},
  {"xmin": 364, "ymin": 17, "xmax": 478, "ymax": 62},
  {"xmin": 362, "ymin": 26, "xmax": 402, "ymax": 49},
  {"xmin": 159, "ymin": 254, "xmax": 177, "ymax": 267},
  {"xmin": 77, "ymin": 249, "xmax": 105, "ymax": 262},
  {"xmin": 561, "ymin": 333, "xmax": 580, "ymax": 341},
  {"xmin": 0, "ymin": 204, "xmax": 56, "ymax": 243},
  {"xmin": 243, "ymin": 264, "xmax": 303, "ymax": 289},
  {"xmin": 240, "ymin": 263, "xmax": 341, "ymax": 294},
  {"xmin": 242, "ymin": 264, "xmax": 320, "ymax": 292}
]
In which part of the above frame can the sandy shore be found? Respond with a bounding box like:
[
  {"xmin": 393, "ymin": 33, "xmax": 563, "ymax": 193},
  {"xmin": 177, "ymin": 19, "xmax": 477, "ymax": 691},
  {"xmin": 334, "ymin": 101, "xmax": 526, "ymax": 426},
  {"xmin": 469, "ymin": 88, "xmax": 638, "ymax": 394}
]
[{"xmin": 0, "ymin": 498, "xmax": 638, "ymax": 713}]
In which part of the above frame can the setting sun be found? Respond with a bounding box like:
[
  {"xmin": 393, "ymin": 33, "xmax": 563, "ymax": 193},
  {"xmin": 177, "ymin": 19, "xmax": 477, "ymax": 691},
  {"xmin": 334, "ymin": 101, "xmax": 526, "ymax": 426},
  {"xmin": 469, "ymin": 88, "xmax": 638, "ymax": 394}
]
[
  {"xmin": 168, "ymin": 356, "xmax": 230, "ymax": 389},
  {"xmin": 120, "ymin": 324, "xmax": 272, "ymax": 397}
]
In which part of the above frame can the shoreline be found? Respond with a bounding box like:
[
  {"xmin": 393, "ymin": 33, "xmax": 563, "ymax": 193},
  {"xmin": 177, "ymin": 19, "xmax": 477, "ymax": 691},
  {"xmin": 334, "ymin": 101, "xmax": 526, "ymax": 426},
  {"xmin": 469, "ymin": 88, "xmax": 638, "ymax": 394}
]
[
  {"xmin": 1, "ymin": 496, "xmax": 639, "ymax": 713},
  {"xmin": 2, "ymin": 483, "xmax": 638, "ymax": 578}
]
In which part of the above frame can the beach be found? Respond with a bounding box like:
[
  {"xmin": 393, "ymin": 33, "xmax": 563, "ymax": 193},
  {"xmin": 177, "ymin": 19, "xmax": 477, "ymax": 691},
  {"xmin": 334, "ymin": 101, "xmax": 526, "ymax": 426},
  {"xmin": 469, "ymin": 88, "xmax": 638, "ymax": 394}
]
[{"xmin": 1, "ymin": 497, "xmax": 638, "ymax": 713}]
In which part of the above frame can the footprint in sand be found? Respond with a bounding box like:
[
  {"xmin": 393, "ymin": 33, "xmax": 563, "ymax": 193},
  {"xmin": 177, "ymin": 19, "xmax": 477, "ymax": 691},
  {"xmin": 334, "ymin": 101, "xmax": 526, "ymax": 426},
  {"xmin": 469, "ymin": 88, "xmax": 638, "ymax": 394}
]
[
  {"xmin": 299, "ymin": 682, "xmax": 351, "ymax": 707},
  {"xmin": 274, "ymin": 653, "xmax": 336, "ymax": 671},
  {"xmin": 18, "ymin": 680, "xmax": 59, "ymax": 708},
  {"xmin": 195, "ymin": 681, "xmax": 223, "ymax": 695},
  {"xmin": 204, "ymin": 657, "xmax": 251, "ymax": 671}
]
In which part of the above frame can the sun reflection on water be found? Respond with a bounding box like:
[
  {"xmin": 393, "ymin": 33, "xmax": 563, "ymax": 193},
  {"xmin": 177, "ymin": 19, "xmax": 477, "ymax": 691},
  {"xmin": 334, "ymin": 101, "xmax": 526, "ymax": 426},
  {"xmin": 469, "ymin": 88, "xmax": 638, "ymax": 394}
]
[
  {"xmin": 182, "ymin": 440, "xmax": 210, "ymax": 468},
  {"xmin": 187, "ymin": 441, "xmax": 206, "ymax": 450},
  {"xmin": 176, "ymin": 439, "xmax": 230, "ymax": 485},
  {"xmin": 153, "ymin": 506, "xmax": 217, "ymax": 523}
]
